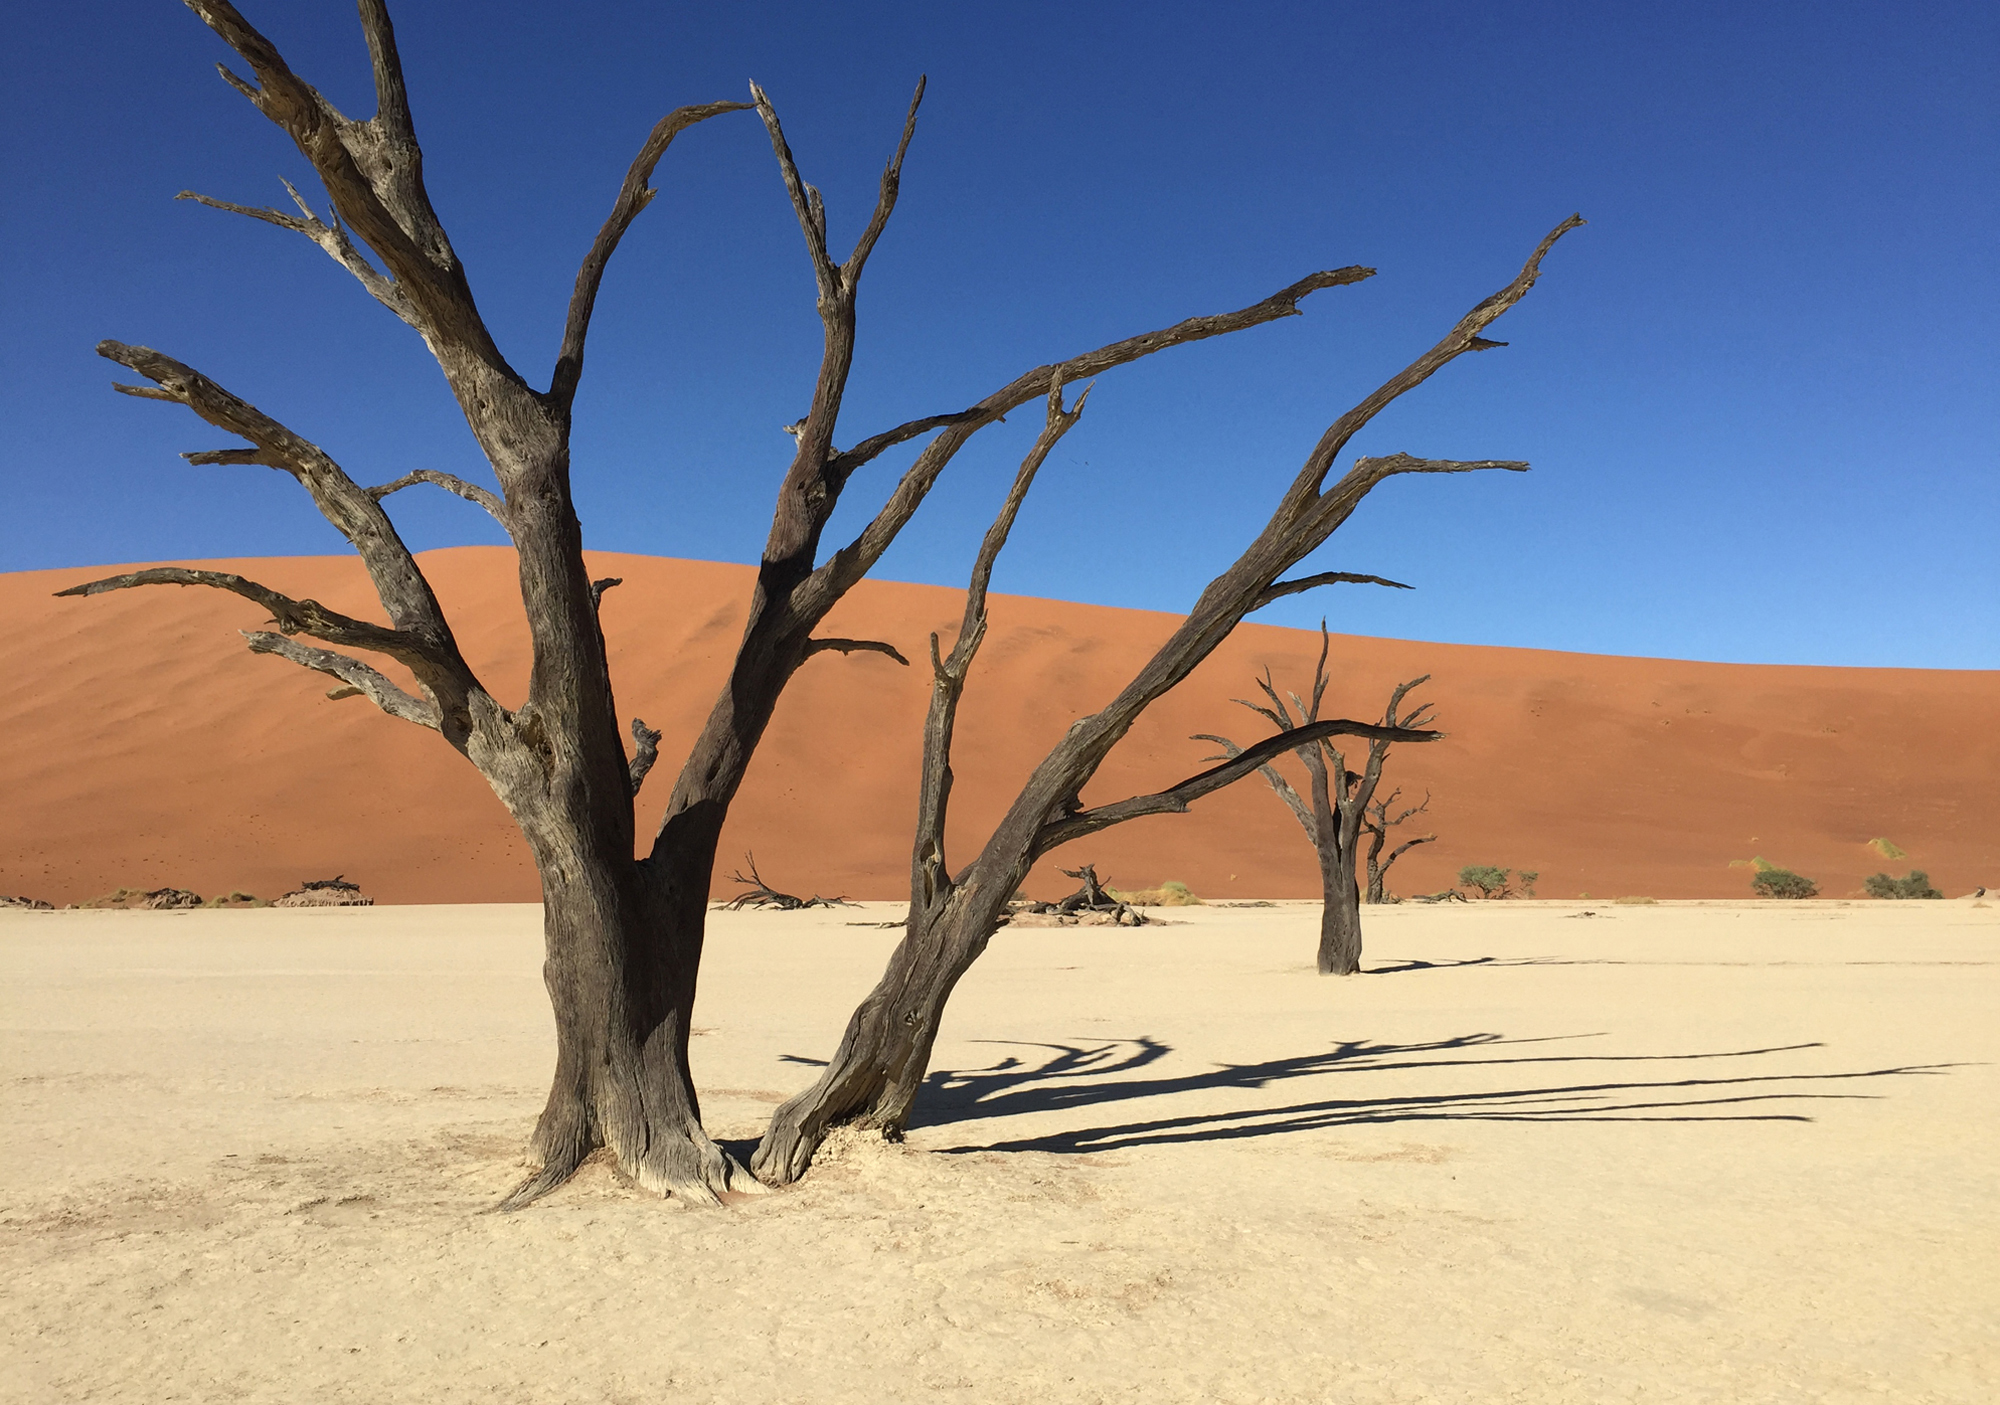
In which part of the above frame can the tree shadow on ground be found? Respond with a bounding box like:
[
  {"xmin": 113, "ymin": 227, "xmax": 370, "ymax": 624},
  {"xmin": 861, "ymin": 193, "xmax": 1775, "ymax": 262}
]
[
  {"xmin": 911, "ymin": 1032, "xmax": 1958, "ymax": 1154},
  {"xmin": 1366, "ymin": 956, "xmax": 1997, "ymax": 972}
]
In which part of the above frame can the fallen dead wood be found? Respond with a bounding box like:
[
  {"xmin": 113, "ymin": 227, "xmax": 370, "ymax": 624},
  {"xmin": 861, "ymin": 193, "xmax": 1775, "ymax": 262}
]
[{"xmin": 717, "ymin": 855, "xmax": 855, "ymax": 911}]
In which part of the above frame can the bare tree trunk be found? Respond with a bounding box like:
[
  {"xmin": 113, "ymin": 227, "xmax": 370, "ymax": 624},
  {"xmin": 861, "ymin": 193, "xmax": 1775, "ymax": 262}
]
[
  {"xmin": 1318, "ymin": 846, "xmax": 1364, "ymax": 975},
  {"xmin": 754, "ymin": 875, "xmax": 1014, "ymax": 1183},
  {"xmin": 497, "ymin": 797, "xmax": 752, "ymax": 1206}
]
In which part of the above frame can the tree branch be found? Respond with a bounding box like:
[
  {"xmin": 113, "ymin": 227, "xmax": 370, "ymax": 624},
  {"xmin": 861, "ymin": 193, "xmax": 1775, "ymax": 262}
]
[
  {"xmin": 176, "ymin": 184, "xmax": 415, "ymax": 326},
  {"xmin": 842, "ymin": 77, "xmax": 925, "ymax": 283},
  {"xmin": 628, "ymin": 717, "xmax": 663, "ymax": 796},
  {"xmin": 367, "ymin": 469, "xmax": 509, "ymax": 526},
  {"xmin": 57, "ymin": 567, "xmax": 415, "ymax": 659},
  {"xmin": 798, "ymin": 265, "xmax": 1375, "ymax": 617},
  {"xmin": 918, "ymin": 376, "xmax": 1089, "ymax": 899},
  {"xmin": 1036, "ymin": 717, "xmax": 1441, "ymax": 857},
  {"xmin": 1253, "ymin": 571, "xmax": 1413, "ymax": 610},
  {"xmin": 1288, "ymin": 214, "xmax": 1584, "ymax": 525},
  {"xmin": 184, "ymin": 0, "xmax": 513, "ymax": 374},
  {"xmin": 241, "ymin": 630, "xmax": 441, "ymax": 728},
  {"xmin": 751, "ymin": 82, "xmax": 839, "ymax": 301},
  {"xmin": 551, "ymin": 97, "xmax": 754, "ymax": 401},
  {"xmin": 589, "ymin": 577, "xmax": 624, "ymax": 611},
  {"xmin": 802, "ymin": 637, "xmax": 911, "ymax": 666},
  {"xmin": 94, "ymin": 341, "xmax": 475, "ymax": 674},
  {"xmin": 825, "ymin": 410, "xmax": 983, "ymax": 481},
  {"xmin": 1193, "ymin": 733, "xmax": 1318, "ymax": 845},
  {"xmin": 1384, "ymin": 833, "xmax": 1437, "ymax": 867}
]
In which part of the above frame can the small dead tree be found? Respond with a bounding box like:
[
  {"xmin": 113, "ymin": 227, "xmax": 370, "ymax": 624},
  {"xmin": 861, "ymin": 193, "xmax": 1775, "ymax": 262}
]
[
  {"xmin": 65, "ymin": 2, "xmax": 1423, "ymax": 1207},
  {"xmin": 753, "ymin": 216, "xmax": 1582, "ymax": 1183},
  {"xmin": 1362, "ymin": 788, "xmax": 1435, "ymax": 903},
  {"xmin": 717, "ymin": 854, "xmax": 853, "ymax": 911},
  {"xmin": 1196, "ymin": 628, "xmax": 1436, "ymax": 974}
]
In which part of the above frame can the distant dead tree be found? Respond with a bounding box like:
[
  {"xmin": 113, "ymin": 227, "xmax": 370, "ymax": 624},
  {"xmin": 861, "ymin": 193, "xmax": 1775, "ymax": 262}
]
[
  {"xmin": 61, "ymin": 2, "xmax": 1473, "ymax": 1207},
  {"xmin": 1363, "ymin": 788, "xmax": 1436, "ymax": 903},
  {"xmin": 753, "ymin": 216, "xmax": 1582, "ymax": 1183},
  {"xmin": 1195, "ymin": 627, "xmax": 1436, "ymax": 975},
  {"xmin": 717, "ymin": 854, "xmax": 853, "ymax": 911}
]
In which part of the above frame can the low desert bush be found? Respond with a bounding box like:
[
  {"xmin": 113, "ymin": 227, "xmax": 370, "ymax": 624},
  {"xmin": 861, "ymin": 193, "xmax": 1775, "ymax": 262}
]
[
  {"xmin": 1751, "ymin": 867, "xmax": 1818, "ymax": 900},
  {"xmin": 1611, "ymin": 895, "xmax": 1657, "ymax": 905},
  {"xmin": 1864, "ymin": 870, "xmax": 1942, "ymax": 900},
  {"xmin": 1110, "ymin": 880, "xmax": 1203, "ymax": 906},
  {"xmin": 1458, "ymin": 865, "xmax": 1512, "ymax": 899}
]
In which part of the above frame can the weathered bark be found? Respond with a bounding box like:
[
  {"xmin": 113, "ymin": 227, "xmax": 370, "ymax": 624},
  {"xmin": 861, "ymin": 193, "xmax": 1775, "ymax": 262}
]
[
  {"xmin": 77, "ymin": 1, "xmax": 1409, "ymax": 1208},
  {"xmin": 1317, "ymin": 841, "xmax": 1364, "ymax": 975}
]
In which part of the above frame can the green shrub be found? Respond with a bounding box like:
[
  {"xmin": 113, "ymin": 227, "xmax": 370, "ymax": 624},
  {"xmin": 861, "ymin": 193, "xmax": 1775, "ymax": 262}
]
[
  {"xmin": 1751, "ymin": 867, "xmax": 1818, "ymax": 900},
  {"xmin": 1458, "ymin": 865, "xmax": 1511, "ymax": 899},
  {"xmin": 1864, "ymin": 870, "xmax": 1942, "ymax": 900},
  {"xmin": 1517, "ymin": 870, "xmax": 1539, "ymax": 897}
]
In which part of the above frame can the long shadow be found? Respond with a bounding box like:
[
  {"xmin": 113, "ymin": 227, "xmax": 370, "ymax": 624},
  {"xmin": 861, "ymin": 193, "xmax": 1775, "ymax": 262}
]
[
  {"xmin": 1366, "ymin": 956, "xmax": 1998, "ymax": 972},
  {"xmin": 911, "ymin": 1033, "xmax": 1959, "ymax": 1154}
]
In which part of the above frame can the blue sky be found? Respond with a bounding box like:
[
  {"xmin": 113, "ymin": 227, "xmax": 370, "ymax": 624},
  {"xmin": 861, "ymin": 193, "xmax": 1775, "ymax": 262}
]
[{"xmin": 4, "ymin": 1, "xmax": 1994, "ymax": 667}]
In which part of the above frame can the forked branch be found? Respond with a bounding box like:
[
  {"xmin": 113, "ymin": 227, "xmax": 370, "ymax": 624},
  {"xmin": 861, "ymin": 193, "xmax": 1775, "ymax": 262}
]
[
  {"xmin": 177, "ymin": 184, "xmax": 414, "ymax": 326},
  {"xmin": 915, "ymin": 376, "xmax": 1089, "ymax": 897},
  {"xmin": 95, "ymin": 341, "xmax": 472, "ymax": 668},
  {"xmin": 799, "ymin": 265, "xmax": 1375, "ymax": 618},
  {"xmin": 242, "ymin": 631, "xmax": 441, "ymax": 728}
]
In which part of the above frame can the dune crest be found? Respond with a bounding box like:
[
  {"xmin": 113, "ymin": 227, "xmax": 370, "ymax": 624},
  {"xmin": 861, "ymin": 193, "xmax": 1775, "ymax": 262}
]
[{"xmin": 3, "ymin": 548, "xmax": 1993, "ymax": 904}]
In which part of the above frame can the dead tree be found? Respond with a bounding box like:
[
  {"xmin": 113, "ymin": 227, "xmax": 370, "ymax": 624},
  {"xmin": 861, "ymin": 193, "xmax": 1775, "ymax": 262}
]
[
  {"xmin": 753, "ymin": 216, "xmax": 1582, "ymax": 1183},
  {"xmin": 1362, "ymin": 789, "xmax": 1435, "ymax": 902},
  {"xmin": 717, "ymin": 854, "xmax": 853, "ymax": 911},
  {"xmin": 1010, "ymin": 863, "xmax": 1145, "ymax": 926},
  {"xmin": 1195, "ymin": 627, "xmax": 1435, "ymax": 974},
  {"xmin": 62, "ymin": 2, "xmax": 1421, "ymax": 1207}
]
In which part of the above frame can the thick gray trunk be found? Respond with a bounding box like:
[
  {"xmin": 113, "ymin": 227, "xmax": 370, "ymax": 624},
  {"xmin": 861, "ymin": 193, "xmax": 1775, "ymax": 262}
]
[
  {"xmin": 1318, "ymin": 847, "xmax": 1364, "ymax": 975},
  {"xmin": 501, "ymin": 810, "xmax": 750, "ymax": 1207}
]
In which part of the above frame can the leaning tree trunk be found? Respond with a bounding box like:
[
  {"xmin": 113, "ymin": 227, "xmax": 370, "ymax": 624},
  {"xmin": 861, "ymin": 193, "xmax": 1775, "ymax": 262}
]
[{"xmin": 753, "ymin": 876, "xmax": 1016, "ymax": 1184}]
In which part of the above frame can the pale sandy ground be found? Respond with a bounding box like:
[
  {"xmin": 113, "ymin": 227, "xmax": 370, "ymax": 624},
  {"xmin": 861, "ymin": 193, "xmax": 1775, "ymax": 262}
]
[{"xmin": 4, "ymin": 900, "xmax": 1995, "ymax": 1404}]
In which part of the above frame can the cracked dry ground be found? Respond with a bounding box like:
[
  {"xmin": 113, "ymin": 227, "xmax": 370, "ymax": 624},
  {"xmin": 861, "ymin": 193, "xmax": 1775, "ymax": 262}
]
[{"xmin": 4, "ymin": 900, "xmax": 1996, "ymax": 1403}]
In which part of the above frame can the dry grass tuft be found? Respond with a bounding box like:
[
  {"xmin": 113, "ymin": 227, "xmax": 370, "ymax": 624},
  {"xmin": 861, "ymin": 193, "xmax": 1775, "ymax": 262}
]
[{"xmin": 1110, "ymin": 880, "xmax": 1204, "ymax": 907}]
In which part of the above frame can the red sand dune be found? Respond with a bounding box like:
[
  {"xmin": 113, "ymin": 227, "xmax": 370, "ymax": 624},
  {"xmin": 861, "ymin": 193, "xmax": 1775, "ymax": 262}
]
[{"xmin": 3, "ymin": 547, "xmax": 1994, "ymax": 906}]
